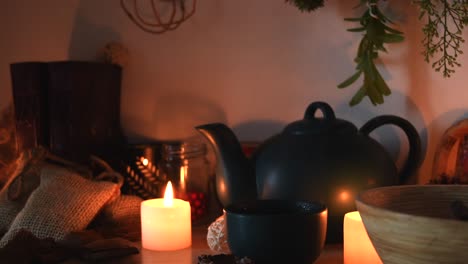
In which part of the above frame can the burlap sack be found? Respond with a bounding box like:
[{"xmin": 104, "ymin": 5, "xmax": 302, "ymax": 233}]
[
  {"xmin": 90, "ymin": 195, "xmax": 142, "ymax": 241},
  {"xmin": 0, "ymin": 147, "xmax": 47, "ymax": 235},
  {"xmin": 0, "ymin": 164, "xmax": 120, "ymax": 247}
]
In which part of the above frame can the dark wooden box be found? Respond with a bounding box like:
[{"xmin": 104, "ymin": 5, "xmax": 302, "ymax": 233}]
[{"xmin": 10, "ymin": 61, "xmax": 125, "ymax": 165}]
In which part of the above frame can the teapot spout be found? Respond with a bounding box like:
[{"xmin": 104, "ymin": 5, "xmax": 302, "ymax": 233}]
[{"xmin": 196, "ymin": 123, "xmax": 257, "ymax": 207}]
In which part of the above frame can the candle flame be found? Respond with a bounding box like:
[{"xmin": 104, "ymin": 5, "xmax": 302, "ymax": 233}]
[
  {"xmin": 142, "ymin": 158, "xmax": 149, "ymax": 166},
  {"xmin": 163, "ymin": 181, "xmax": 174, "ymax": 207},
  {"xmin": 180, "ymin": 165, "xmax": 187, "ymax": 191}
]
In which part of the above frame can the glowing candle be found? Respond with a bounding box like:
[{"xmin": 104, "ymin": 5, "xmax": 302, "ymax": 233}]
[
  {"xmin": 141, "ymin": 181, "xmax": 192, "ymax": 251},
  {"xmin": 344, "ymin": 211, "xmax": 382, "ymax": 264},
  {"xmin": 180, "ymin": 165, "xmax": 187, "ymax": 192}
]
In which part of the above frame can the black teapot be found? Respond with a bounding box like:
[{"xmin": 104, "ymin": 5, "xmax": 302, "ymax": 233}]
[{"xmin": 196, "ymin": 101, "xmax": 422, "ymax": 243}]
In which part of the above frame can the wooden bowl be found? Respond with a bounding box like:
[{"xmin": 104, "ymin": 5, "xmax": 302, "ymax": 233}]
[{"xmin": 356, "ymin": 185, "xmax": 468, "ymax": 264}]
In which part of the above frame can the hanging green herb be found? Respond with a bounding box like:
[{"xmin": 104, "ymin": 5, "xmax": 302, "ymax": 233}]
[
  {"xmin": 413, "ymin": 0, "xmax": 468, "ymax": 77},
  {"xmin": 284, "ymin": 0, "xmax": 325, "ymax": 12},
  {"xmin": 338, "ymin": 0, "xmax": 404, "ymax": 106},
  {"xmin": 286, "ymin": 0, "xmax": 468, "ymax": 106}
]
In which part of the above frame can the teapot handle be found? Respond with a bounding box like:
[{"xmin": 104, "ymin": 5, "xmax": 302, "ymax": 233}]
[{"xmin": 359, "ymin": 115, "xmax": 422, "ymax": 184}]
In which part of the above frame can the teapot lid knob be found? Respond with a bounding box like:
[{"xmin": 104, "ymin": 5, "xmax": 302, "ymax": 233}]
[
  {"xmin": 283, "ymin": 101, "xmax": 357, "ymax": 135},
  {"xmin": 304, "ymin": 102, "xmax": 336, "ymax": 121}
]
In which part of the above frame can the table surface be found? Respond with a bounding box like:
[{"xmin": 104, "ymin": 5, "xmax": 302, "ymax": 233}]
[{"xmin": 82, "ymin": 226, "xmax": 344, "ymax": 264}]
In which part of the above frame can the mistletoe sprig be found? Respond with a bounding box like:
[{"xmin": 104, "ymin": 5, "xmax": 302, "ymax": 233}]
[
  {"xmin": 413, "ymin": 0, "xmax": 468, "ymax": 77},
  {"xmin": 338, "ymin": 0, "xmax": 404, "ymax": 106}
]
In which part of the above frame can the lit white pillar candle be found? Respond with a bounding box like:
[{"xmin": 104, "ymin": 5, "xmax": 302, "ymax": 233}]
[
  {"xmin": 344, "ymin": 211, "xmax": 382, "ymax": 264},
  {"xmin": 141, "ymin": 181, "xmax": 192, "ymax": 251}
]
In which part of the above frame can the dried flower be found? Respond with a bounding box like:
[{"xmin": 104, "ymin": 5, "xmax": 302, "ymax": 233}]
[{"xmin": 97, "ymin": 42, "xmax": 129, "ymax": 68}]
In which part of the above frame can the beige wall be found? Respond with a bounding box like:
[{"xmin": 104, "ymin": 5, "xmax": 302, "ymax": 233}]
[{"xmin": 1, "ymin": 0, "xmax": 468, "ymax": 183}]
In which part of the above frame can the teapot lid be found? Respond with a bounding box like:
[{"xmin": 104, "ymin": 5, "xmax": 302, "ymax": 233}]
[{"xmin": 284, "ymin": 102, "xmax": 357, "ymax": 135}]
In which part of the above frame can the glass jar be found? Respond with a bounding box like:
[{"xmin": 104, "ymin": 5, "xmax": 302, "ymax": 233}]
[
  {"xmin": 157, "ymin": 139, "xmax": 215, "ymax": 224},
  {"xmin": 121, "ymin": 144, "xmax": 164, "ymax": 199},
  {"xmin": 432, "ymin": 119, "xmax": 468, "ymax": 184}
]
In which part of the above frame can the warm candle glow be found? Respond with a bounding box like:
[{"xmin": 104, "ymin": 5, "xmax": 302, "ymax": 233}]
[
  {"xmin": 142, "ymin": 158, "xmax": 149, "ymax": 166},
  {"xmin": 339, "ymin": 191, "xmax": 350, "ymax": 202},
  {"xmin": 180, "ymin": 165, "xmax": 187, "ymax": 191},
  {"xmin": 141, "ymin": 181, "xmax": 191, "ymax": 251},
  {"xmin": 344, "ymin": 211, "xmax": 382, "ymax": 264},
  {"xmin": 164, "ymin": 181, "xmax": 174, "ymax": 207}
]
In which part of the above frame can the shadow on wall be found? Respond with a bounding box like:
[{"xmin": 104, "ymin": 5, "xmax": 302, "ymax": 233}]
[
  {"xmin": 233, "ymin": 120, "xmax": 286, "ymax": 143},
  {"xmin": 401, "ymin": 2, "xmax": 434, "ymax": 184},
  {"xmin": 122, "ymin": 93, "xmax": 227, "ymax": 142},
  {"xmin": 68, "ymin": 0, "xmax": 122, "ymax": 60}
]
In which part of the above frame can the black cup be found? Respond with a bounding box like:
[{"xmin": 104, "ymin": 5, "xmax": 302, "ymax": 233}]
[{"xmin": 225, "ymin": 200, "xmax": 327, "ymax": 264}]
